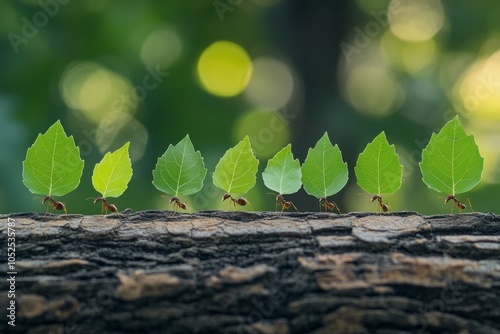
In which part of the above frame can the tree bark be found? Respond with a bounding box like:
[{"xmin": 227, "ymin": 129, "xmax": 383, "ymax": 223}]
[{"xmin": 1, "ymin": 211, "xmax": 500, "ymax": 334}]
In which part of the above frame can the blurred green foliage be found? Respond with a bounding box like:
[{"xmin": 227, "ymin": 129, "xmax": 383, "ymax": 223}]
[{"xmin": 1, "ymin": 0, "xmax": 500, "ymax": 214}]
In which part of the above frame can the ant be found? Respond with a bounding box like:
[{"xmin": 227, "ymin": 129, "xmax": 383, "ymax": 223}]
[
  {"xmin": 444, "ymin": 195, "xmax": 471, "ymax": 213},
  {"xmin": 268, "ymin": 193, "xmax": 299, "ymax": 213},
  {"xmin": 319, "ymin": 197, "xmax": 340, "ymax": 213},
  {"xmin": 42, "ymin": 195, "xmax": 67, "ymax": 214},
  {"xmin": 371, "ymin": 195, "xmax": 389, "ymax": 213},
  {"xmin": 222, "ymin": 193, "xmax": 249, "ymax": 208},
  {"xmin": 91, "ymin": 197, "xmax": 118, "ymax": 214},
  {"xmin": 169, "ymin": 196, "xmax": 187, "ymax": 211}
]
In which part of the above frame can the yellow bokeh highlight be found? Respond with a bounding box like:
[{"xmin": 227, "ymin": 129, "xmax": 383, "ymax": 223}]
[
  {"xmin": 78, "ymin": 69, "xmax": 114, "ymax": 110},
  {"xmin": 197, "ymin": 41, "xmax": 252, "ymax": 97},
  {"xmin": 454, "ymin": 50, "xmax": 500, "ymax": 184},
  {"xmin": 471, "ymin": 129, "xmax": 500, "ymax": 184},
  {"xmin": 381, "ymin": 31, "xmax": 437, "ymax": 75},
  {"xmin": 344, "ymin": 64, "xmax": 404, "ymax": 117},
  {"xmin": 61, "ymin": 61, "xmax": 148, "ymax": 161},
  {"xmin": 233, "ymin": 110, "xmax": 290, "ymax": 159},
  {"xmin": 453, "ymin": 50, "xmax": 500, "ymax": 184},
  {"xmin": 60, "ymin": 61, "xmax": 134, "ymax": 124},
  {"xmin": 454, "ymin": 51, "xmax": 500, "ymax": 121},
  {"xmin": 388, "ymin": 0, "xmax": 444, "ymax": 42}
]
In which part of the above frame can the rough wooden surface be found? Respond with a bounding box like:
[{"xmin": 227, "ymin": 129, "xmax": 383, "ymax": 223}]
[{"xmin": 1, "ymin": 211, "xmax": 499, "ymax": 334}]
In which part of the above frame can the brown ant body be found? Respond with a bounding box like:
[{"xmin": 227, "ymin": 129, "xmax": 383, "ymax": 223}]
[
  {"xmin": 222, "ymin": 193, "xmax": 248, "ymax": 207},
  {"xmin": 42, "ymin": 195, "xmax": 67, "ymax": 214},
  {"xmin": 371, "ymin": 195, "xmax": 389, "ymax": 213},
  {"xmin": 269, "ymin": 193, "xmax": 299, "ymax": 213},
  {"xmin": 319, "ymin": 197, "xmax": 340, "ymax": 213},
  {"xmin": 92, "ymin": 197, "xmax": 118, "ymax": 214},
  {"xmin": 445, "ymin": 194, "xmax": 469, "ymax": 212},
  {"xmin": 170, "ymin": 196, "xmax": 187, "ymax": 211}
]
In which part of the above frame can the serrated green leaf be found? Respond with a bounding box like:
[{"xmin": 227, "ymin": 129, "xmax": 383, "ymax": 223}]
[
  {"xmin": 301, "ymin": 132, "xmax": 348, "ymax": 199},
  {"xmin": 152, "ymin": 135, "xmax": 207, "ymax": 197},
  {"xmin": 92, "ymin": 142, "xmax": 133, "ymax": 198},
  {"xmin": 354, "ymin": 131, "xmax": 403, "ymax": 195},
  {"xmin": 262, "ymin": 144, "xmax": 301, "ymax": 195},
  {"xmin": 420, "ymin": 116, "xmax": 483, "ymax": 195},
  {"xmin": 213, "ymin": 136, "xmax": 259, "ymax": 194},
  {"xmin": 22, "ymin": 120, "xmax": 84, "ymax": 197}
]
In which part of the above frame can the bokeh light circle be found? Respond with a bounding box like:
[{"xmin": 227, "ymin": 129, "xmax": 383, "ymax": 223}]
[
  {"xmin": 381, "ymin": 31, "xmax": 437, "ymax": 75},
  {"xmin": 233, "ymin": 110, "xmax": 290, "ymax": 158},
  {"xmin": 344, "ymin": 64, "xmax": 404, "ymax": 117},
  {"xmin": 244, "ymin": 57, "xmax": 294, "ymax": 109},
  {"xmin": 59, "ymin": 62, "xmax": 134, "ymax": 124},
  {"xmin": 197, "ymin": 41, "xmax": 253, "ymax": 97},
  {"xmin": 95, "ymin": 112, "xmax": 148, "ymax": 162},
  {"xmin": 454, "ymin": 51, "xmax": 500, "ymax": 121},
  {"xmin": 388, "ymin": 0, "xmax": 444, "ymax": 42},
  {"xmin": 140, "ymin": 28, "xmax": 183, "ymax": 69}
]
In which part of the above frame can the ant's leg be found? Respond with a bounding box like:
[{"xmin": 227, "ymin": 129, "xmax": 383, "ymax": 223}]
[
  {"xmin": 449, "ymin": 202, "xmax": 455, "ymax": 214},
  {"xmin": 245, "ymin": 200, "xmax": 254, "ymax": 212},
  {"xmin": 44, "ymin": 203, "xmax": 51, "ymax": 217},
  {"xmin": 168, "ymin": 203, "xmax": 176, "ymax": 216},
  {"xmin": 463, "ymin": 198, "xmax": 474, "ymax": 212},
  {"xmin": 60, "ymin": 202, "xmax": 68, "ymax": 219},
  {"xmin": 227, "ymin": 197, "xmax": 236, "ymax": 211},
  {"xmin": 373, "ymin": 200, "xmax": 381, "ymax": 214},
  {"xmin": 331, "ymin": 201, "xmax": 341, "ymax": 214},
  {"xmin": 445, "ymin": 198, "xmax": 455, "ymax": 214},
  {"xmin": 289, "ymin": 201, "xmax": 300, "ymax": 213}
]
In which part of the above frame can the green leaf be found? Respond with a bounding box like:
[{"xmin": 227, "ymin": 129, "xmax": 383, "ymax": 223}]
[
  {"xmin": 420, "ymin": 116, "xmax": 483, "ymax": 195},
  {"xmin": 22, "ymin": 120, "xmax": 84, "ymax": 196},
  {"xmin": 152, "ymin": 135, "xmax": 207, "ymax": 197},
  {"xmin": 92, "ymin": 142, "xmax": 133, "ymax": 198},
  {"xmin": 262, "ymin": 144, "xmax": 302, "ymax": 195},
  {"xmin": 354, "ymin": 131, "xmax": 403, "ymax": 195},
  {"xmin": 213, "ymin": 135, "xmax": 259, "ymax": 194},
  {"xmin": 301, "ymin": 132, "xmax": 348, "ymax": 199}
]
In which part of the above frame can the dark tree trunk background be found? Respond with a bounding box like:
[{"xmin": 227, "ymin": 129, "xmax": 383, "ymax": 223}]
[{"xmin": 1, "ymin": 211, "xmax": 500, "ymax": 334}]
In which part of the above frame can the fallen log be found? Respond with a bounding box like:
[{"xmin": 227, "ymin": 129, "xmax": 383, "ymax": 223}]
[{"xmin": 1, "ymin": 211, "xmax": 499, "ymax": 334}]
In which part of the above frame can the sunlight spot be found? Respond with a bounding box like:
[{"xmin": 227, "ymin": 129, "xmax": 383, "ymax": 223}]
[
  {"xmin": 197, "ymin": 41, "xmax": 252, "ymax": 97},
  {"xmin": 454, "ymin": 51, "xmax": 500, "ymax": 121},
  {"xmin": 244, "ymin": 57, "xmax": 294, "ymax": 109},
  {"xmin": 60, "ymin": 62, "xmax": 134, "ymax": 124},
  {"xmin": 233, "ymin": 110, "xmax": 289, "ymax": 158},
  {"xmin": 140, "ymin": 28, "xmax": 183, "ymax": 69},
  {"xmin": 381, "ymin": 31, "xmax": 437, "ymax": 75},
  {"xmin": 388, "ymin": 0, "xmax": 444, "ymax": 42},
  {"xmin": 344, "ymin": 64, "xmax": 404, "ymax": 117}
]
